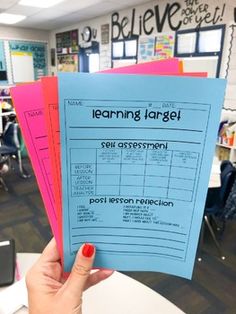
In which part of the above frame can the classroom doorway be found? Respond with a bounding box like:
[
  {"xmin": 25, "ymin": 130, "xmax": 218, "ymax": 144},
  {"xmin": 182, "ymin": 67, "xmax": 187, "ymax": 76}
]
[{"xmin": 79, "ymin": 41, "xmax": 99, "ymax": 73}]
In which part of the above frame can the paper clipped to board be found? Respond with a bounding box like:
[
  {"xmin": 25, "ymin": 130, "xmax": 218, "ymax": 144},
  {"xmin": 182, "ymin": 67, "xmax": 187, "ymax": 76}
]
[{"xmin": 58, "ymin": 73, "xmax": 226, "ymax": 279}]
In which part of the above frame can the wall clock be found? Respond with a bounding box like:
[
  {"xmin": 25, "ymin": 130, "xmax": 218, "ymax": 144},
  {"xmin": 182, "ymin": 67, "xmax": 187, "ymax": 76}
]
[{"xmin": 82, "ymin": 26, "xmax": 92, "ymax": 42}]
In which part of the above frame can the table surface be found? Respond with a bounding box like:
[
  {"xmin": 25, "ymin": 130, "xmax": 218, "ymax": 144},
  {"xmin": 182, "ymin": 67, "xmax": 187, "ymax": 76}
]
[{"xmin": 0, "ymin": 253, "xmax": 185, "ymax": 314}]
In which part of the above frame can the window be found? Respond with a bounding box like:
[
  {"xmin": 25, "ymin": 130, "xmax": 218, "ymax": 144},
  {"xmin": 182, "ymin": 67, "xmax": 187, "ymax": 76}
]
[
  {"xmin": 199, "ymin": 29, "xmax": 222, "ymax": 53},
  {"xmin": 177, "ymin": 32, "xmax": 196, "ymax": 54},
  {"xmin": 174, "ymin": 25, "xmax": 225, "ymax": 77},
  {"xmin": 111, "ymin": 36, "xmax": 138, "ymax": 67},
  {"xmin": 112, "ymin": 41, "xmax": 124, "ymax": 58},
  {"xmin": 125, "ymin": 39, "xmax": 137, "ymax": 57}
]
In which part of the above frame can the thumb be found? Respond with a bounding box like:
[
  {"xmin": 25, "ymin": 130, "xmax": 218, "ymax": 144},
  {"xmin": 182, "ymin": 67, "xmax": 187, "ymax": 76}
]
[{"xmin": 62, "ymin": 243, "xmax": 95, "ymax": 303}]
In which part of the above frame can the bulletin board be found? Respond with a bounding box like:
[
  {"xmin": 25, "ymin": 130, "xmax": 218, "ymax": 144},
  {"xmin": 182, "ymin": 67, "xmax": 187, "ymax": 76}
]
[
  {"xmin": 57, "ymin": 54, "xmax": 78, "ymax": 72},
  {"xmin": 138, "ymin": 36, "xmax": 155, "ymax": 62},
  {"xmin": 56, "ymin": 29, "xmax": 78, "ymax": 54},
  {"xmin": 138, "ymin": 34, "xmax": 174, "ymax": 63},
  {"xmin": 9, "ymin": 40, "xmax": 48, "ymax": 81},
  {"xmin": 154, "ymin": 34, "xmax": 174, "ymax": 60}
]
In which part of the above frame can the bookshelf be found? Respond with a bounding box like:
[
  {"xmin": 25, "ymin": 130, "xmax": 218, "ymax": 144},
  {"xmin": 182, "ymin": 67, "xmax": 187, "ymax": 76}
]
[{"xmin": 216, "ymin": 143, "xmax": 236, "ymax": 163}]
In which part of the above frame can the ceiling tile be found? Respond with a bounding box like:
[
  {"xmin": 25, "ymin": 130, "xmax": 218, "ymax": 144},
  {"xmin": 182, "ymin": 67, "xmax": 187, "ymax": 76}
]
[
  {"xmin": 5, "ymin": 4, "xmax": 42, "ymax": 16},
  {"xmin": 0, "ymin": 0, "xmax": 18, "ymax": 10},
  {"xmin": 55, "ymin": 0, "xmax": 105, "ymax": 13},
  {"xmin": 28, "ymin": 7, "xmax": 70, "ymax": 19},
  {"xmin": 110, "ymin": 0, "xmax": 151, "ymax": 4},
  {"xmin": 0, "ymin": 0, "xmax": 157, "ymax": 31},
  {"xmin": 73, "ymin": 1, "xmax": 120, "ymax": 17}
]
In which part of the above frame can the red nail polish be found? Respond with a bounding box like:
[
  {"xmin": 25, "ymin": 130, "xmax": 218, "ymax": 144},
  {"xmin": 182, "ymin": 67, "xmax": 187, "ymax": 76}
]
[{"xmin": 82, "ymin": 243, "xmax": 95, "ymax": 258}]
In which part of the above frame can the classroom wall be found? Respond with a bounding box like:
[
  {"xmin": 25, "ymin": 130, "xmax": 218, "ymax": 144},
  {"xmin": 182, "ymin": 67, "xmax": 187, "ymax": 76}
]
[
  {"xmin": 0, "ymin": 25, "xmax": 49, "ymax": 41},
  {"xmin": 0, "ymin": 25, "xmax": 50, "ymax": 85},
  {"xmin": 224, "ymin": 25, "xmax": 236, "ymax": 111},
  {"xmin": 1, "ymin": 1, "xmax": 234, "ymax": 104},
  {"xmin": 49, "ymin": 0, "xmax": 235, "ymax": 69},
  {"xmin": 49, "ymin": 0, "xmax": 235, "ymax": 42},
  {"xmin": 49, "ymin": 0, "xmax": 236, "ymax": 110}
]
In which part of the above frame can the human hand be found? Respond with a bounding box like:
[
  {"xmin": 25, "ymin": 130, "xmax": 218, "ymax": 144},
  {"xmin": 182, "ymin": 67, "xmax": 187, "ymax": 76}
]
[{"xmin": 26, "ymin": 238, "xmax": 114, "ymax": 314}]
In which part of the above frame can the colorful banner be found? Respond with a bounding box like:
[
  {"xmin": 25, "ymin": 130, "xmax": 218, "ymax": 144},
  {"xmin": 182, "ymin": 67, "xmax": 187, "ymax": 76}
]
[{"xmin": 155, "ymin": 34, "xmax": 175, "ymax": 60}]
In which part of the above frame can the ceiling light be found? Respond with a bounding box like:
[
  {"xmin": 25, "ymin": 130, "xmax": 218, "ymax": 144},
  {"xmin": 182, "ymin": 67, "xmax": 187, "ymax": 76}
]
[
  {"xmin": 19, "ymin": 0, "xmax": 64, "ymax": 8},
  {"xmin": 0, "ymin": 13, "xmax": 26, "ymax": 24}
]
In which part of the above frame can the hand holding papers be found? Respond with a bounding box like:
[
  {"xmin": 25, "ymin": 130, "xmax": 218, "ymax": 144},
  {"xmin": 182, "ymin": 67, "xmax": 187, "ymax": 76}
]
[{"xmin": 10, "ymin": 59, "xmax": 226, "ymax": 279}]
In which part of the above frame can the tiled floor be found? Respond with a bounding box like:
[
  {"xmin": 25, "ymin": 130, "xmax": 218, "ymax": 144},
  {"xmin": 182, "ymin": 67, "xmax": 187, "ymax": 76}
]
[{"xmin": 0, "ymin": 158, "xmax": 236, "ymax": 313}]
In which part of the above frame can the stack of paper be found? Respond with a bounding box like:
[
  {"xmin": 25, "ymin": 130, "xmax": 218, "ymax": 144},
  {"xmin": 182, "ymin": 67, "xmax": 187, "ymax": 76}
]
[{"xmin": 10, "ymin": 59, "xmax": 226, "ymax": 279}]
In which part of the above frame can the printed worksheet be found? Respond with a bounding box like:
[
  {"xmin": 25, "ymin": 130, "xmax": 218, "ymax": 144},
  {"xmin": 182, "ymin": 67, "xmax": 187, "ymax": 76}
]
[
  {"xmin": 59, "ymin": 73, "xmax": 226, "ymax": 278},
  {"xmin": 41, "ymin": 76, "xmax": 62, "ymax": 253},
  {"xmin": 10, "ymin": 83, "xmax": 59, "ymax": 244},
  {"xmin": 40, "ymin": 62, "xmax": 185, "ymax": 255}
]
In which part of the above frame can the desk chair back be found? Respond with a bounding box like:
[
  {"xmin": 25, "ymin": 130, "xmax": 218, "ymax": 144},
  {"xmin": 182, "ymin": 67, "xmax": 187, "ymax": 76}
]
[
  {"xmin": 220, "ymin": 162, "xmax": 236, "ymax": 207},
  {"xmin": 0, "ymin": 122, "xmax": 30, "ymax": 184},
  {"xmin": 2, "ymin": 122, "xmax": 20, "ymax": 151},
  {"xmin": 199, "ymin": 161, "xmax": 236, "ymax": 259}
]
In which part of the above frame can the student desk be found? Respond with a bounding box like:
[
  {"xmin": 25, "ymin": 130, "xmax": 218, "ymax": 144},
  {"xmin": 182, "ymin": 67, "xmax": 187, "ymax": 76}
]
[
  {"xmin": 209, "ymin": 160, "xmax": 221, "ymax": 188},
  {"xmin": 0, "ymin": 253, "xmax": 185, "ymax": 314}
]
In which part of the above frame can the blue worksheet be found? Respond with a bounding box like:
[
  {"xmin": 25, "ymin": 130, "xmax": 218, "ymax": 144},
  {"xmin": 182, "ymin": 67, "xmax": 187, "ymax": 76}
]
[{"xmin": 58, "ymin": 73, "xmax": 226, "ymax": 278}]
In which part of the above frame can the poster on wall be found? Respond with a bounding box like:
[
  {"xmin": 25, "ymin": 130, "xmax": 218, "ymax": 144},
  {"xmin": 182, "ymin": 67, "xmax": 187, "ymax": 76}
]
[
  {"xmin": 100, "ymin": 45, "xmax": 111, "ymax": 70},
  {"xmin": 101, "ymin": 24, "xmax": 109, "ymax": 45},
  {"xmin": 56, "ymin": 30, "xmax": 79, "ymax": 54},
  {"xmin": 9, "ymin": 41, "xmax": 48, "ymax": 81},
  {"xmin": 0, "ymin": 40, "xmax": 8, "ymax": 83},
  {"xmin": 57, "ymin": 54, "xmax": 78, "ymax": 72},
  {"xmin": 138, "ymin": 36, "xmax": 155, "ymax": 63},
  {"xmin": 155, "ymin": 34, "xmax": 175, "ymax": 60}
]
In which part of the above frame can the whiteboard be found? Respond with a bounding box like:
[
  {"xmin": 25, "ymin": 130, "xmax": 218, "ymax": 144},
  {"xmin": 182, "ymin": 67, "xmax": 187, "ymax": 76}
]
[
  {"xmin": 181, "ymin": 56, "xmax": 218, "ymax": 78},
  {"xmin": 11, "ymin": 52, "xmax": 34, "ymax": 83}
]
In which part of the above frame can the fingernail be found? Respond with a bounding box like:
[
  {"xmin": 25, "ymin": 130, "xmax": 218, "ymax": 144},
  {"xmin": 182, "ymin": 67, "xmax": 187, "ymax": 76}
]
[{"xmin": 82, "ymin": 243, "xmax": 95, "ymax": 258}]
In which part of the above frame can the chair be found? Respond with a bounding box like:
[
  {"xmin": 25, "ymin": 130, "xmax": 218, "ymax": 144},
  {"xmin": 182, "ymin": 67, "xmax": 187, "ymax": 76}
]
[
  {"xmin": 0, "ymin": 154, "xmax": 10, "ymax": 191},
  {"xmin": 198, "ymin": 160, "xmax": 236, "ymax": 260},
  {"xmin": 220, "ymin": 160, "xmax": 232, "ymax": 173},
  {"xmin": 221, "ymin": 178, "xmax": 236, "ymax": 220},
  {"xmin": 0, "ymin": 121, "xmax": 30, "ymax": 191}
]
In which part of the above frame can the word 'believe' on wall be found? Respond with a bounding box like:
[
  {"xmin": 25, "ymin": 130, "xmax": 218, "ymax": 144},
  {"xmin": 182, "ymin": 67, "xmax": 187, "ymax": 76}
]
[{"xmin": 111, "ymin": 1, "xmax": 226, "ymax": 40}]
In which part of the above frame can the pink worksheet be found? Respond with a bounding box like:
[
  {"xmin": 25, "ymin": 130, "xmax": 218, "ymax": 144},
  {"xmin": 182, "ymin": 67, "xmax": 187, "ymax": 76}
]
[
  {"xmin": 99, "ymin": 58, "xmax": 182, "ymax": 74},
  {"xmin": 41, "ymin": 76, "xmax": 62, "ymax": 254},
  {"xmin": 10, "ymin": 82, "xmax": 59, "ymax": 245}
]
